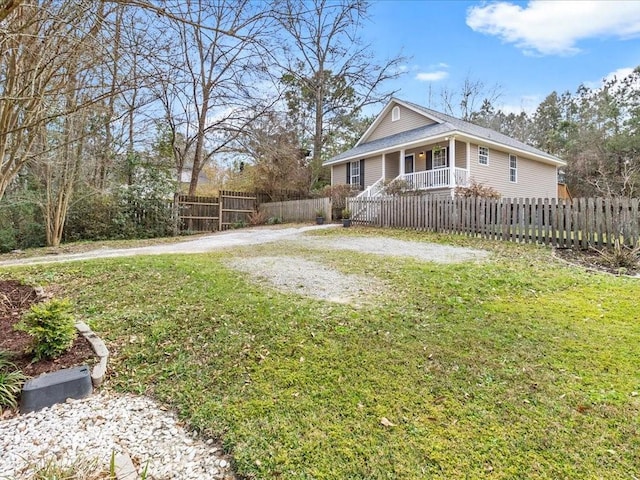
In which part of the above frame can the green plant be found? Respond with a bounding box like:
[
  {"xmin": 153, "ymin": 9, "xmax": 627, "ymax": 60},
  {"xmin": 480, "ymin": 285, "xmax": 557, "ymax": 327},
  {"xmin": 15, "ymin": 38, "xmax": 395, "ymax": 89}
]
[
  {"xmin": 341, "ymin": 208, "xmax": 351, "ymax": 219},
  {"xmin": 19, "ymin": 455, "xmax": 107, "ymax": 479},
  {"xmin": 315, "ymin": 208, "xmax": 325, "ymax": 218},
  {"xmin": 15, "ymin": 299, "xmax": 77, "ymax": 361},
  {"xmin": 231, "ymin": 219, "xmax": 247, "ymax": 229},
  {"xmin": 0, "ymin": 351, "xmax": 27, "ymax": 410},
  {"xmin": 267, "ymin": 216, "xmax": 282, "ymax": 225}
]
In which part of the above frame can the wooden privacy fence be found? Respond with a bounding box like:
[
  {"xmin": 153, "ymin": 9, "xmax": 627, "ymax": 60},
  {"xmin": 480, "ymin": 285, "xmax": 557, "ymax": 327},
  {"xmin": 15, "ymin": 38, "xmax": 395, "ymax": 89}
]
[
  {"xmin": 347, "ymin": 195, "xmax": 640, "ymax": 248},
  {"xmin": 260, "ymin": 197, "xmax": 332, "ymax": 223},
  {"xmin": 176, "ymin": 190, "xmax": 257, "ymax": 232}
]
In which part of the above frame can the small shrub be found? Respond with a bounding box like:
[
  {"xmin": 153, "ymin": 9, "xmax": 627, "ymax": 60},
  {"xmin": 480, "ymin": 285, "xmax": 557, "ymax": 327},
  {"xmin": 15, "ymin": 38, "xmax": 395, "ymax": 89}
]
[
  {"xmin": 383, "ymin": 179, "xmax": 410, "ymax": 195},
  {"xmin": 266, "ymin": 216, "xmax": 282, "ymax": 225},
  {"xmin": 231, "ymin": 219, "xmax": 247, "ymax": 229},
  {"xmin": 0, "ymin": 352, "xmax": 27, "ymax": 410},
  {"xmin": 315, "ymin": 208, "xmax": 325, "ymax": 218},
  {"xmin": 341, "ymin": 208, "xmax": 351, "ymax": 219},
  {"xmin": 320, "ymin": 184, "xmax": 357, "ymax": 209},
  {"xmin": 455, "ymin": 180, "xmax": 501, "ymax": 199},
  {"xmin": 15, "ymin": 299, "xmax": 77, "ymax": 361},
  {"xmin": 590, "ymin": 239, "xmax": 640, "ymax": 272},
  {"xmin": 248, "ymin": 210, "xmax": 268, "ymax": 226}
]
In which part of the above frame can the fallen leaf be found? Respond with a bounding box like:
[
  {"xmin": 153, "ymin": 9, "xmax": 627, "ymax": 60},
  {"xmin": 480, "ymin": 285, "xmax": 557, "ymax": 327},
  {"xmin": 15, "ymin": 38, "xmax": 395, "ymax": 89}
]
[{"xmin": 380, "ymin": 417, "xmax": 396, "ymax": 427}]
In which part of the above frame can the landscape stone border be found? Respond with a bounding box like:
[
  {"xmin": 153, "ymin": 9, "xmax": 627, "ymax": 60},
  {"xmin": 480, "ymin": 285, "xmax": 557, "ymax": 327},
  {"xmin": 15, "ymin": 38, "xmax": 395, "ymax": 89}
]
[{"xmin": 75, "ymin": 321, "xmax": 109, "ymax": 387}]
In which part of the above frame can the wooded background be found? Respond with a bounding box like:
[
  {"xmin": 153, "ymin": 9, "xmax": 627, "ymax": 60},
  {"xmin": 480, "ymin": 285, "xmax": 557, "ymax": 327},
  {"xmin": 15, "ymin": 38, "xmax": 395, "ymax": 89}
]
[{"xmin": 1, "ymin": 1, "xmax": 639, "ymax": 250}]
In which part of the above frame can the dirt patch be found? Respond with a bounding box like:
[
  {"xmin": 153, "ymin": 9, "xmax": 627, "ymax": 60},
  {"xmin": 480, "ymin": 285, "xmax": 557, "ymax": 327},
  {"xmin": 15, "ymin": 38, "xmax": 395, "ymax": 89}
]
[
  {"xmin": 0, "ymin": 280, "xmax": 93, "ymax": 377},
  {"xmin": 227, "ymin": 256, "xmax": 385, "ymax": 304},
  {"xmin": 300, "ymin": 236, "xmax": 488, "ymax": 263}
]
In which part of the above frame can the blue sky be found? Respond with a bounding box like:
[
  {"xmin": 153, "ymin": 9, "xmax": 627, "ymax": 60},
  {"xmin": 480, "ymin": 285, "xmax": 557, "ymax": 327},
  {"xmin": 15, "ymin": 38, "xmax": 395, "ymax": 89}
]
[{"xmin": 360, "ymin": 0, "xmax": 640, "ymax": 114}]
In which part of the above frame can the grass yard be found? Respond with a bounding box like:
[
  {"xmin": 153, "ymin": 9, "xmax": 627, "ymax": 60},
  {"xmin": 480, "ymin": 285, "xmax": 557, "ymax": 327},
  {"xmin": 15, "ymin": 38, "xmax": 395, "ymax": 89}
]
[{"xmin": 3, "ymin": 227, "xmax": 639, "ymax": 479}]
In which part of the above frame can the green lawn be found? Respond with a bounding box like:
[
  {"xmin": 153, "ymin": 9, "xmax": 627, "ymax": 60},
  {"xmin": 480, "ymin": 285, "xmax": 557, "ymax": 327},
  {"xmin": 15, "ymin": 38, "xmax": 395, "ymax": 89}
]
[{"xmin": 3, "ymin": 227, "xmax": 640, "ymax": 479}]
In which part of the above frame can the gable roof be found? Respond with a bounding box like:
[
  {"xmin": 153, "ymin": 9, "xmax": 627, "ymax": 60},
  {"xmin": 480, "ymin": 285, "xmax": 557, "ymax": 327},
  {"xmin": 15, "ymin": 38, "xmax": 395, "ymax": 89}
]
[{"xmin": 324, "ymin": 98, "xmax": 565, "ymax": 167}]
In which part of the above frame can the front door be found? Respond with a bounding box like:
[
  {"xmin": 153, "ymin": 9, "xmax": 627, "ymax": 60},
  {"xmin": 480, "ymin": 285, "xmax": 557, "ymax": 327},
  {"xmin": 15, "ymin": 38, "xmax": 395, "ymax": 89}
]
[{"xmin": 404, "ymin": 154, "xmax": 415, "ymax": 174}]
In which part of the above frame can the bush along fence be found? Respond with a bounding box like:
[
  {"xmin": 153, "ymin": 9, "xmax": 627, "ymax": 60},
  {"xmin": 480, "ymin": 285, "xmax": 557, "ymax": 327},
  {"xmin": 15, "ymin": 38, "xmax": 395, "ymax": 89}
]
[
  {"xmin": 346, "ymin": 195, "xmax": 640, "ymax": 248},
  {"xmin": 259, "ymin": 198, "xmax": 332, "ymax": 223}
]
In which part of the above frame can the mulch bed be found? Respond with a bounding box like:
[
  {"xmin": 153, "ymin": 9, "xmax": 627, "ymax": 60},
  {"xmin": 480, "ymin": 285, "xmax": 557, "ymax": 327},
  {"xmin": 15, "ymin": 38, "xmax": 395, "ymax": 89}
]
[
  {"xmin": 554, "ymin": 247, "xmax": 640, "ymax": 276},
  {"xmin": 0, "ymin": 280, "xmax": 93, "ymax": 378}
]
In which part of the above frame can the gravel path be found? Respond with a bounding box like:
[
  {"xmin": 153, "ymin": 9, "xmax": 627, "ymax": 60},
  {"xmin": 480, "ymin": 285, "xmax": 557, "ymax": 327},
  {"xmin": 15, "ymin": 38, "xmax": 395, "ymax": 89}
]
[
  {"xmin": 227, "ymin": 256, "xmax": 385, "ymax": 304},
  {"xmin": 0, "ymin": 392, "xmax": 234, "ymax": 480}
]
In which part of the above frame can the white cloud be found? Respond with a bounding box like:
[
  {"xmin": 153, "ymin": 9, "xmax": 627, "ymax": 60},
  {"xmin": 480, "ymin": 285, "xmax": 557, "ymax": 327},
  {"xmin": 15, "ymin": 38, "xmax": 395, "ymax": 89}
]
[
  {"xmin": 466, "ymin": 1, "xmax": 640, "ymax": 56},
  {"xmin": 415, "ymin": 70, "xmax": 449, "ymax": 82}
]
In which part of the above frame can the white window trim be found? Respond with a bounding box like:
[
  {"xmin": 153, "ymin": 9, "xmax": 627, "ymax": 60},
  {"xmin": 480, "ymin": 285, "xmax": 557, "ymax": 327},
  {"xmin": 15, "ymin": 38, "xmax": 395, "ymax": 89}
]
[
  {"xmin": 350, "ymin": 160, "xmax": 360, "ymax": 185},
  {"xmin": 509, "ymin": 154, "xmax": 517, "ymax": 183},
  {"xmin": 391, "ymin": 106, "xmax": 400, "ymax": 122},
  {"xmin": 432, "ymin": 147, "xmax": 447, "ymax": 169},
  {"xmin": 478, "ymin": 146, "xmax": 489, "ymax": 166}
]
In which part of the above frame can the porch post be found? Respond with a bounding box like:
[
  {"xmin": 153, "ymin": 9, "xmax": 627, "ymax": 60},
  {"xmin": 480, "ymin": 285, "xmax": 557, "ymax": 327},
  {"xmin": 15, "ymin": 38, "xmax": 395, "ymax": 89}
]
[
  {"xmin": 466, "ymin": 141, "xmax": 471, "ymax": 186},
  {"xmin": 466, "ymin": 142, "xmax": 470, "ymax": 171},
  {"xmin": 382, "ymin": 153, "xmax": 386, "ymax": 180},
  {"xmin": 399, "ymin": 149, "xmax": 405, "ymax": 176},
  {"xmin": 449, "ymin": 137, "xmax": 456, "ymax": 189}
]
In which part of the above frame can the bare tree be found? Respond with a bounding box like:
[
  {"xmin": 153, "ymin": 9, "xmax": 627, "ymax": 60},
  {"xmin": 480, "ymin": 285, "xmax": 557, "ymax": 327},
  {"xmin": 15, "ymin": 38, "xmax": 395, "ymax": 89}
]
[
  {"xmin": 0, "ymin": 0, "xmax": 112, "ymax": 200},
  {"xmin": 438, "ymin": 74, "xmax": 503, "ymax": 121},
  {"xmin": 150, "ymin": 0, "xmax": 274, "ymax": 195},
  {"xmin": 274, "ymin": 0, "xmax": 406, "ymax": 189}
]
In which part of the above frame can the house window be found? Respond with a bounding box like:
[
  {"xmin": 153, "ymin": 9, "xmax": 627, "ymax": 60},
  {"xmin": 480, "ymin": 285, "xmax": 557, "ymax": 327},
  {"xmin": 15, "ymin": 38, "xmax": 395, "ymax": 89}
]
[
  {"xmin": 509, "ymin": 154, "xmax": 517, "ymax": 183},
  {"xmin": 350, "ymin": 160, "xmax": 360, "ymax": 185},
  {"xmin": 391, "ymin": 106, "xmax": 400, "ymax": 122},
  {"xmin": 432, "ymin": 147, "xmax": 447, "ymax": 169},
  {"xmin": 478, "ymin": 146, "xmax": 489, "ymax": 165}
]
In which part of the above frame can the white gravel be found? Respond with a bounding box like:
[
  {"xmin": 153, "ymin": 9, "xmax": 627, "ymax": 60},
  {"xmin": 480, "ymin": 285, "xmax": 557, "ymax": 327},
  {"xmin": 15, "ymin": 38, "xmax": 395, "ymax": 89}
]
[
  {"xmin": 227, "ymin": 256, "xmax": 384, "ymax": 304},
  {"xmin": 0, "ymin": 392, "xmax": 234, "ymax": 480},
  {"xmin": 299, "ymin": 235, "xmax": 488, "ymax": 263}
]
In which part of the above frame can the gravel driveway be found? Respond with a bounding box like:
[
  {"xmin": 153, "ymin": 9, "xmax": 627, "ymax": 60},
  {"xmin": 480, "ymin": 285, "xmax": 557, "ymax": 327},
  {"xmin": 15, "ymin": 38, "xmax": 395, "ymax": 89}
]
[{"xmin": 0, "ymin": 224, "xmax": 340, "ymax": 267}]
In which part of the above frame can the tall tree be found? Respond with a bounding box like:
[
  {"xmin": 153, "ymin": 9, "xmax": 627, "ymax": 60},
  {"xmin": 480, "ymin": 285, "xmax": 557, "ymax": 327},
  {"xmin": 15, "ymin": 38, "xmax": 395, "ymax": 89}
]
[
  {"xmin": 151, "ymin": 0, "xmax": 274, "ymax": 195},
  {"xmin": 274, "ymin": 0, "xmax": 405, "ymax": 189},
  {"xmin": 0, "ymin": 0, "xmax": 113, "ymax": 200}
]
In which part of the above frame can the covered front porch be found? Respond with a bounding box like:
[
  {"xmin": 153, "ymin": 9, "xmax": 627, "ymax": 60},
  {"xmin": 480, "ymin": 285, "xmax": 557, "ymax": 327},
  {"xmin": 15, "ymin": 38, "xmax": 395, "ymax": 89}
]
[{"xmin": 360, "ymin": 136, "xmax": 471, "ymax": 197}]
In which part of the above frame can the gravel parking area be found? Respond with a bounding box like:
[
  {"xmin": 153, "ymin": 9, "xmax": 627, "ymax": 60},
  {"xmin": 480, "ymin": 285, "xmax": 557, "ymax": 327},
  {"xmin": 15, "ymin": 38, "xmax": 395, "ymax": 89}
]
[{"xmin": 227, "ymin": 256, "xmax": 385, "ymax": 304}]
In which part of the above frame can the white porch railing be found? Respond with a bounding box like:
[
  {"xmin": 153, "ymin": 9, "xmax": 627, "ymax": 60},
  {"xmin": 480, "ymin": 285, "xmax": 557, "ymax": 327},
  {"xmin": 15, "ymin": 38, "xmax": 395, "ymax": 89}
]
[
  {"xmin": 356, "ymin": 176, "xmax": 385, "ymax": 198},
  {"xmin": 399, "ymin": 168, "xmax": 468, "ymax": 190}
]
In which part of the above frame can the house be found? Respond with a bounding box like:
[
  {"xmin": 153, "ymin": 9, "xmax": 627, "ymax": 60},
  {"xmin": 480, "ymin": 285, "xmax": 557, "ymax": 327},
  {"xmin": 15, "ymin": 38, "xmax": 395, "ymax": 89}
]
[{"xmin": 324, "ymin": 98, "xmax": 566, "ymax": 199}]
